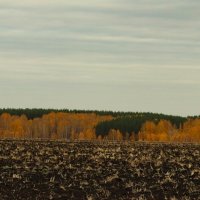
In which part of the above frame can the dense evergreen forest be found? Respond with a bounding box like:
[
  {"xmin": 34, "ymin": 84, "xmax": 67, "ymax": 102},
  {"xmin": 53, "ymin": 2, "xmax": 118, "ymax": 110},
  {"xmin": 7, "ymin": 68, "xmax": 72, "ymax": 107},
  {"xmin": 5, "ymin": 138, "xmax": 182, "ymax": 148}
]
[
  {"xmin": 0, "ymin": 108, "xmax": 199, "ymax": 142},
  {"xmin": 95, "ymin": 114, "xmax": 187, "ymax": 136},
  {"xmin": 0, "ymin": 108, "xmax": 188, "ymax": 120},
  {"xmin": 0, "ymin": 108, "xmax": 144, "ymax": 119}
]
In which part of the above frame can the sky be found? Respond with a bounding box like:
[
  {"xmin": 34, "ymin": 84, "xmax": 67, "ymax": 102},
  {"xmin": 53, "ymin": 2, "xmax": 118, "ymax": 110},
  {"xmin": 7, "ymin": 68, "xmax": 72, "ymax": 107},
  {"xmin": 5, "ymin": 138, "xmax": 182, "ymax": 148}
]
[{"xmin": 0, "ymin": 0, "xmax": 200, "ymax": 116}]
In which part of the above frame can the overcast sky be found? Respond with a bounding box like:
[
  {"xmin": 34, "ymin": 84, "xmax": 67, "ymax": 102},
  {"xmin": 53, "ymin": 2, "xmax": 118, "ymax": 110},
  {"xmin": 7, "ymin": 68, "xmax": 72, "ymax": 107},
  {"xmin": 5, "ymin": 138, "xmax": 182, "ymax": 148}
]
[{"xmin": 0, "ymin": 0, "xmax": 200, "ymax": 116}]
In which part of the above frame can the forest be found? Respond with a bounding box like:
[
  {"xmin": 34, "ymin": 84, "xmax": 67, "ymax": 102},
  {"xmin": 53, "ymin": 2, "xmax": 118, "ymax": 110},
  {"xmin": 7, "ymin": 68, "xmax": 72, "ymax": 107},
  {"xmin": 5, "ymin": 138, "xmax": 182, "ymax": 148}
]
[{"xmin": 0, "ymin": 109, "xmax": 199, "ymax": 142}]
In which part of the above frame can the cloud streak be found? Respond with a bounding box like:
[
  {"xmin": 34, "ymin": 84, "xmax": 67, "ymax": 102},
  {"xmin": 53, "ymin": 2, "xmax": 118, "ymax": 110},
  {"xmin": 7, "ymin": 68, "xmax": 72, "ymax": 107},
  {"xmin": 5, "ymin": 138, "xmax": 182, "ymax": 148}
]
[{"xmin": 0, "ymin": 0, "xmax": 200, "ymax": 116}]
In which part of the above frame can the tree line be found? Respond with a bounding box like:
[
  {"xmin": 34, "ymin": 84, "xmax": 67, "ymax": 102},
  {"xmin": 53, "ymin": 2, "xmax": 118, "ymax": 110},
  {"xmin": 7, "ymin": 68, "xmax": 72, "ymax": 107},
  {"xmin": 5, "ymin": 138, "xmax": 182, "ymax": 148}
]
[
  {"xmin": 0, "ymin": 109, "xmax": 199, "ymax": 142},
  {"xmin": 0, "ymin": 108, "xmax": 189, "ymax": 119},
  {"xmin": 0, "ymin": 108, "xmax": 138, "ymax": 119},
  {"xmin": 0, "ymin": 112, "xmax": 112, "ymax": 140},
  {"xmin": 95, "ymin": 114, "xmax": 186, "ymax": 136}
]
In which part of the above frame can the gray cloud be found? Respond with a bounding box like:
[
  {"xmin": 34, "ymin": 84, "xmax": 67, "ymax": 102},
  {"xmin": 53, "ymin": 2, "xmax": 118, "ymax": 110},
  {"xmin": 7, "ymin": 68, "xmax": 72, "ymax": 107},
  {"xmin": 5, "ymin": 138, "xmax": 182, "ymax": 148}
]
[{"xmin": 0, "ymin": 0, "xmax": 200, "ymax": 116}]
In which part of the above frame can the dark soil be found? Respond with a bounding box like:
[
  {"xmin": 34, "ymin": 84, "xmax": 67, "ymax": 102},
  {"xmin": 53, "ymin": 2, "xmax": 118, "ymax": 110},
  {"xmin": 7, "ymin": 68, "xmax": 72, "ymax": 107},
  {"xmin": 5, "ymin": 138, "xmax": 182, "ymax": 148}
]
[{"xmin": 0, "ymin": 140, "xmax": 199, "ymax": 200}]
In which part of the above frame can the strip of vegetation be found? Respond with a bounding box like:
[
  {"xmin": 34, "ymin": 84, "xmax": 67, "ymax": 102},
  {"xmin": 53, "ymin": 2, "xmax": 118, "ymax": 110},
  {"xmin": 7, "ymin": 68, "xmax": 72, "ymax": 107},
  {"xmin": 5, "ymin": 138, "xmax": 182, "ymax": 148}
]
[
  {"xmin": 95, "ymin": 114, "xmax": 187, "ymax": 136},
  {"xmin": 0, "ymin": 108, "xmax": 189, "ymax": 119},
  {"xmin": 0, "ymin": 109, "xmax": 199, "ymax": 143}
]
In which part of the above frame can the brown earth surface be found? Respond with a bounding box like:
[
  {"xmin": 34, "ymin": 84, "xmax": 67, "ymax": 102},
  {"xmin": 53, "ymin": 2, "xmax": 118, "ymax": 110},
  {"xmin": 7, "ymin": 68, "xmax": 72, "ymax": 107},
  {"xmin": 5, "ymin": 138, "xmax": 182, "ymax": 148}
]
[{"xmin": 0, "ymin": 140, "xmax": 199, "ymax": 200}]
